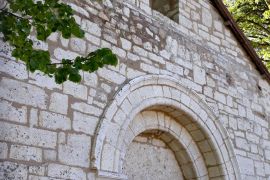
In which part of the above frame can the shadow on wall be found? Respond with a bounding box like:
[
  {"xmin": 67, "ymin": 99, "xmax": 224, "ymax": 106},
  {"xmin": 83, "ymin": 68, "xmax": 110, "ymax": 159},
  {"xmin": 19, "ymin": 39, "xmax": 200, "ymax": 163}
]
[{"xmin": 150, "ymin": 0, "xmax": 179, "ymax": 22}]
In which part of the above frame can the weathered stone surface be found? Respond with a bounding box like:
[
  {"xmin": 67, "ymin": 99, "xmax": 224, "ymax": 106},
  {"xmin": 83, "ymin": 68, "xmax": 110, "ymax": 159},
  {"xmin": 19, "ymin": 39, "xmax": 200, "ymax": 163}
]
[
  {"xmin": 29, "ymin": 72, "xmax": 61, "ymax": 90},
  {"xmin": 44, "ymin": 149, "xmax": 57, "ymax": 161},
  {"xmin": 0, "ymin": 59, "xmax": 28, "ymax": 80},
  {"xmin": 0, "ymin": 100, "xmax": 27, "ymax": 123},
  {"xmin": 193, "ymin": 66, "xmax": 206, "ymax": 85},
  {"xmin": 54, "ymin": 48, "xmax": 80, "ymax": 60},
  {"xmin": 0, "ymin": 121, "xmax": 57, "ymax": 148},
  {"xmin": 70, "ymin": 38, "xmax": 86, "ymax": 54},
  {"xmin": 237, "ymin": 156, "xmax": 255, "ymax": 176},
  {"xmin": 73, "ymin": 111, "xmax": 99, "ymax": 135},
  {"xmin": 29, "ymin": 166, "xmax": 45, "ymax": 176},
  {"xmin": 0, "ymin": 162, "xmax": 28, "ymax": 180},
  {"xmin": 71, "ymin": 102, "xmax": 102, "ymax": 116},
  {"xmin": 63, "ymin": 81, "xmax": 88, "ymax": 100},
  {"xmin": 49, "ymin": 92, "xmax": 68, "ymax": 115},
  {"xmin": 0, "ymin": 142, "xmax": 8, "ymax": 159},
  {"xmin": 97, "ymin": 68, "xmax": 126, "ymax": 85},
  {"xmin": 58, "ymin": 134, "xmax": 91, "ymax": 167},
  {"xmin": 48, "ymin": 163, "xmax": 86, "ymax": 180},
  {"xmin": 39, "ymin": 111, "xmax": 71, "ymax": 130},
  {"xmin": 10, "ymin": 145, "xmax": 42, "ymax": 162},
  {"xmin": 0, "ymin": 78, "xmax": 48, "ymax": 109},
  {"xmin": 0, "ymin": 0, "xmax": 270, "ymax": 179},
  {"xmin": 81, "ymin": 19, "xmax": 101, "ymax": 37}
]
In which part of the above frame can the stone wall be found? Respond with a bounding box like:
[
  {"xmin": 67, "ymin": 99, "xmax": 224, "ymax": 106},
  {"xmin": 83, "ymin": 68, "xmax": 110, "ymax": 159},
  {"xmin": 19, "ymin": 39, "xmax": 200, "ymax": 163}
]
[{"xmin": 0, "ymin": 0, "xmax": 269, "ymax": 179}]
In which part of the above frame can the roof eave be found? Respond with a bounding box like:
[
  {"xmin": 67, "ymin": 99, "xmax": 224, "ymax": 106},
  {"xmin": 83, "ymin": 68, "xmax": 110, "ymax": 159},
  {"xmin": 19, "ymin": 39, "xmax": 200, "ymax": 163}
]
[{"xmin": 211, "ymin": 0, "xmax": 270, "ymax": 83}]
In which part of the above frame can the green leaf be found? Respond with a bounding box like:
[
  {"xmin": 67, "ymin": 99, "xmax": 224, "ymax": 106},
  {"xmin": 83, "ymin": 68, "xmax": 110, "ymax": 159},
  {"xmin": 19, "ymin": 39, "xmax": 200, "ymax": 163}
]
[
  {"xmin": 102, "ymin": 54, "xmax": 118, "ymax": 66},
  {"xmin": 69, "ymin": 73, "xmax": 81, "ymax": 82},
  {"xmin": 0, "ymin": 0, "xmax": 119, "ymax": 84}
]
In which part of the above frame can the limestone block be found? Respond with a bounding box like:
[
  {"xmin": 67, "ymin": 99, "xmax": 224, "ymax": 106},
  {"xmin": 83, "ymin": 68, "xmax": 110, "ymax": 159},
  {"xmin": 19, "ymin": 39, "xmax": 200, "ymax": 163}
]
[
  {"xmin": 127, "ymin": 52, "xmax": 140, "ymax": 61},
  {"xmin": 208, "ymin": 166, "xmax": 221, "ymax": 178},
  {"xmin": 133, "ymin": 46, "xmax": 148, "ymax": 57},
  {"xmin": 29, "ymin": 166, "xmax": 45, "ymax": 176},
  {"xmin": 166, "ymin": 62, "xmax": 184, "ymax": 76},
  {"xmin": 204, "ymin": 151, "xmax": 218, "ymax": 166},
  {"xmin": 63, "ymin": 81, "xmax": 88, "ymax": 100},
  {"xmin": 10, "ymin": 145, "xmax": 42, "ymax": 162},
  {"xmin": 44, "ymin": 149, "xmax": 57, "ymax": 161},
  {"xmin": 29, "ymin": 175, "xmax": 61, "ymax": 180},
  {"xmin": 112, "ymin": 46, "xmax": 126, "ymax": 58},
  {"xmin": 84, "ymin": 72, "xmax": 98, "ymax": 87},
  {"xmin": 146, "ymin": 27, "xmax": 154, "ymax": 37},
  {"xmin": 148, "ymin": 52, "xmax": 165, "ymax": 64},
  {"xmin": 132, "ymin": 35, "xmax": 143, "ymax": 46},
  {"xmin": 73, "ymin": 111, "xmax": 99, "ymax": 135},
  {"xmin": 69, "ymin": 3, "xmax": 89, "ymax": 17},
  {"xmin": 180, "ymin": 15, "xmax": 193, "ymax": 29},
  {"xmin": 47, "ymin": 32, "xmax": 58, "ymax": 42},
  {"xmin": 0, "ymin": 162, "xmax": 27, "ymax": 179},
  {"xmin": 181, "ymin": 93, "xmax": 191, "ymax": 107},
  {"xmin": 201, "ymin": 8, "xmax": 212, "ymax": 27},
  {"xmin": 0, "ymin": 59, "xmax": 28, "ymax": 80},
  {"xmin": 0, "ymin": 78, "xmax": 48, "ymax": 109},
  {"xmin": 85, "ymin": 33, "xmax": 100, "ymax": 46},
  {"xmin": 39, "ymin": 111, "xmax": 71, "ymax": 131},
  {"xmin": 103, "ymin": 34, "xmax": 117, "ymax": 45},
  {"xmin": 60, "ymin": 37, "xmax": 69, "ymax": 47},
  {"xmin": 140, "ymin": 63, "xmax": 159, "ymax": 74},
  {"xmin": 100, "ymin": 143, "xmax": 115, "ymax": 171},
  {"xmin": 29, "ymin": 108, "xmax": 38, "ymax": 128},
  {"xmin": 120, "ymin": 38, "xmax": 132, "ymax": 51},
  {"xmin": 0, "ymin": 121, "xmax": 57, "ymax": 148},
  {"xmin": 54, "ymin": 48, "xmax": 80, "ymax": 60},
  {"xmin": 165, "ymin": 36, "xmax": 178, "ymax": 56},
  {"xmin": 48, "ymin": 163, "xmax": 86, "ymax": 180},
  {"xmin": 193, "ymin": 65, "xmax": 206, "ymax": 85},
  {"xmin": 58, "ymin": 134, "xmax": 91, "ymax": 168},
  {"xmin": 0, "ymin": 142, "xmax": 8, "ymax": 159},
  {"xmin": 97, "ymin": 68, "xmax": 126, "ymax": 85},
  {"xmin": 140, "ymin": 1, "xmax": 151, "ymax": 14},
  {"xmin": 238, "ymin": 105, "xmax": 246, "ymax": 117},
  {"xmin": 49, "ymin": 92, "xmax": 68, "ymax": 115},
  {"xmin": 265, "ymin": 150, "xmax": 270, "ymax": 161},
  {"xmin": 29, "ymin": 71, "xmax": 61, "ymax": 90},
  {"xmin": 71, "ymin": 102, "xmax": 102, "ymax": 116},
  {"xmin": 237, "ymin": 156, "xmax": 255, "ymax": 176},
  {"xmin": 87, "ymin": 173, "xmax": 96, "ymax": 180},
  {"xmin": 0, "ymin": 100, "xmax": 27, "ymax": 123},
  {"xmin": 214, "ymin": 91, "xmax": 226, "ymax": 104},
  {"xmin": 81, "ymin": 19, "xmax": 101, "ymax": 37},
  {"xmin": 254, "ymin": 161, "xmax": 265, "ymax": 177},
  {"xmin": 70, "ymin": 38, "xmax": 86, "ymax": 54},
  {"xmin": 123, "ymin": 7, "xmax": 130, "ymax": 17},
  {"xmin": 160, "ymin": 49, "xmax": 171, "ymax": 59}
]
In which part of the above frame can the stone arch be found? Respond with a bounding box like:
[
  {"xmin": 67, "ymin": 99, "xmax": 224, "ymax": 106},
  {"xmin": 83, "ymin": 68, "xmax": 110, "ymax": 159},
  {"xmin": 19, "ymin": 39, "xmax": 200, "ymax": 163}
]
[
  {"xmin": 122, "ymin": 110, "xmax": 207, "ymax": 179},
  {"xmin": 91, "ymin": 75, "xmax": 241, "ymax": 180}
]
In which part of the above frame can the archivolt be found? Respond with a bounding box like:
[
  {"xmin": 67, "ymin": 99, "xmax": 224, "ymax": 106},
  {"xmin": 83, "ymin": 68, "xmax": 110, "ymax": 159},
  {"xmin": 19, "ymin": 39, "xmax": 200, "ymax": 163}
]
[{"xmin": 91, "ymin": 75, "xmax": 240, "ymax": 180}]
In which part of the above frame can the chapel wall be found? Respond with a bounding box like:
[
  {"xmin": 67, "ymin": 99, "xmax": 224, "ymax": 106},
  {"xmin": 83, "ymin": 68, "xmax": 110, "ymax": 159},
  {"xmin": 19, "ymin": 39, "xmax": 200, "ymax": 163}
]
[{"xmin": 0, "ymin": 0, "xmax": 269, "ymax": 179}]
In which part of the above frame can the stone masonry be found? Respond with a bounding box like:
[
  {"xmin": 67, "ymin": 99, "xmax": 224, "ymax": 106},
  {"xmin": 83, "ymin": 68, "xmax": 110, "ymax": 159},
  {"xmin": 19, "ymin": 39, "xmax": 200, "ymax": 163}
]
[{"xmin": 0, "ymin": 0, "xmax": 270, "ymax": 179}]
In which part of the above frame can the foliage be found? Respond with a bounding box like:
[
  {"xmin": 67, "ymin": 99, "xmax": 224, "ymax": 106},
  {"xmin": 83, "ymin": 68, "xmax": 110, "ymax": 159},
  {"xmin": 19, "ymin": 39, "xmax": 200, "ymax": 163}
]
[
  {"xmin": 224, "ymin": 0, "xmax": 270, "ymax": 70},
  {"xmin": 0, "ymin": 0, "xmax": 118, "ymax": 84}
]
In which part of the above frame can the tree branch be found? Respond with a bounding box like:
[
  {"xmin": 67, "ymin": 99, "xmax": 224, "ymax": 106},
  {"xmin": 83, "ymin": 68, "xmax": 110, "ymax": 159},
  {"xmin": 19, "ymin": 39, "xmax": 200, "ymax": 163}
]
[{"xmin": 0, "ymin": 10, "xmax": 32, "ymax": 20}]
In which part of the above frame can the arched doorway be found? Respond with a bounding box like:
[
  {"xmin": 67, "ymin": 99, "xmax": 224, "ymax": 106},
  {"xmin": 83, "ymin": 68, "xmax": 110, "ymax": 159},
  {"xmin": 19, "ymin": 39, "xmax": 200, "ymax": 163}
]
[
  {"xmin": 91, "ymin": 75, "xmax": 240, "ymax": 180},
  {"xmin": 123, "ymin": 130, "xmax": 184, "ymax": 180},
  {"xmin": 122, "ymin": 110, "xmax": 205, "ymax": 179}
]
